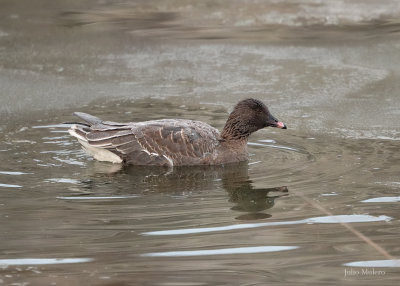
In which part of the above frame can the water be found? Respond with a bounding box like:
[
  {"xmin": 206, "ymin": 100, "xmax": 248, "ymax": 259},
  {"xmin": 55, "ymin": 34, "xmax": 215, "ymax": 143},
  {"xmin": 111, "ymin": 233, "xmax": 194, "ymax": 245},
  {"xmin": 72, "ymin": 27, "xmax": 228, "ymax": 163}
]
[
  {"xmin": 0, "ymin": 99, "xmax": 399, "ymax": 284},
  {"xmin": 1, "ymin": 1, "xmax": 400, "ymax": 285}
]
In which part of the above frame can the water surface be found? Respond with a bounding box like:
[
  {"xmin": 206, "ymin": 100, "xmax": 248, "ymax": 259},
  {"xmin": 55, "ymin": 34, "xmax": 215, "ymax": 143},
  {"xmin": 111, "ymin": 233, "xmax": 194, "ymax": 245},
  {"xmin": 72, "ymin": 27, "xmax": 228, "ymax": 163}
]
[
  {"xmin": 1, "ymin": 99, "xmax": 399, "ymax": 285},
  {"xmin": 1, "ymin": 0, "xmax": 400, "ymax": 285}
]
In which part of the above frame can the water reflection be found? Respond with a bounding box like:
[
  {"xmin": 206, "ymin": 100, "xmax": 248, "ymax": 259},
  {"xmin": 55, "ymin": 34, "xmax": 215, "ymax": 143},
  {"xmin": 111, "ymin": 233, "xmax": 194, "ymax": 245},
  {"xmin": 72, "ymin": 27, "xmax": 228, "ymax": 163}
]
[
  {"xmin": 222, "ymin": 163, "xmax": 288, "ymax": 219},
  {"xmin": 74, "ymin": 161, "xmax": 288, "ymax": 220}
]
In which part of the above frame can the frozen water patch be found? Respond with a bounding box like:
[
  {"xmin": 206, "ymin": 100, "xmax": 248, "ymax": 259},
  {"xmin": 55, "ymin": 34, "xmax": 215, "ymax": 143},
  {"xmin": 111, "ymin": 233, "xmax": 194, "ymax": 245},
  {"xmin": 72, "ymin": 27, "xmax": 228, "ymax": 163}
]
[
  {"xmin": 57, "ymin": 195, "xmax": 139, "ymax": 200},
  {"xmin": 0, "ymin": 183, "xmax": 22, "ymax": 188},
  {"xmin": 141, "ymin": 246, "xmax": 299, "ymax": 257},
  {"xmin": 143, "ymin": 215, "xmax": 391, "ymax": 236},
  {"xmin": 0, "ymin": 171, "xmax": 32, "ymax": 175},
  {"xmin": 361, "ymin": 197, "xmax": 400, "ymax": 203},
  {"xmin": 344, "ymin": 259, "xmax": 400, "ymax": 268},
  {"xmin": 0, "ymin": 258, "xmax": 93, "ymax": 266}
]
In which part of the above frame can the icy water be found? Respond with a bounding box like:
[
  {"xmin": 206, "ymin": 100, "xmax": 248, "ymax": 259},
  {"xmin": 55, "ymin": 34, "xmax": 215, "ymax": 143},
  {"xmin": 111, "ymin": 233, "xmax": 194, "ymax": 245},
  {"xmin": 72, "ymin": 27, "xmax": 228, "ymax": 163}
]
[
  {"xmin": 1, "ymin": 100, "xmax": 400, "ymax": 285},
  {"xmin": 1, "ymin": 0, "xmax": 400, "ymax": 285}
]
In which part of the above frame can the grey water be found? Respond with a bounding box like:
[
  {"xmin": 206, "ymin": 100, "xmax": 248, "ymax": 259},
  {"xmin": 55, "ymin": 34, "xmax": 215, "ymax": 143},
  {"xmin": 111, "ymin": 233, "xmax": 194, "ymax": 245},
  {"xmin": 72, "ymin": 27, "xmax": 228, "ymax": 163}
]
[{"xmin": 1, "ymin": 1, "xmax": 400, "ymax": 285}]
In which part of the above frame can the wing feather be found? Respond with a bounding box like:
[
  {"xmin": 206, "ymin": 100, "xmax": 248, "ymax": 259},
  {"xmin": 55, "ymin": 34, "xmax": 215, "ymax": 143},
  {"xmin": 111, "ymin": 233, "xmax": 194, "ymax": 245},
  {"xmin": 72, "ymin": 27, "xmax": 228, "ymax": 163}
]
[{"xmin": 69, "ymin": 115, "xmax": 220, "ymax": 166}]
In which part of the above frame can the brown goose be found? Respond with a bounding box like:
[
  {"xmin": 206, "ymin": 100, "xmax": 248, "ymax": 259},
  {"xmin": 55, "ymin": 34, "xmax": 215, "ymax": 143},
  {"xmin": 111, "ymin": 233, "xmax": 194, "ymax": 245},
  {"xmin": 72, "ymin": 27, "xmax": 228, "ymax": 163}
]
[{"xmin": 68, "ymin": 98, "xmax": 286, "ymax": 166}]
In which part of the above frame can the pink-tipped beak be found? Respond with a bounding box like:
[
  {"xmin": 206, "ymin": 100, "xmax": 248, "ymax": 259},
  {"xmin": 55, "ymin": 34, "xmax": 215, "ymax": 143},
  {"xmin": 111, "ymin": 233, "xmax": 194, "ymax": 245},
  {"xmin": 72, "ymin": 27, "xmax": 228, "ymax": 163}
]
[
  {"xmin": 267, "ymin": 114, "xmax": 287, "ymax": 129},
  {"xmin": 276, "ymin": 121, "xmax": 287, "ymax": 129}
]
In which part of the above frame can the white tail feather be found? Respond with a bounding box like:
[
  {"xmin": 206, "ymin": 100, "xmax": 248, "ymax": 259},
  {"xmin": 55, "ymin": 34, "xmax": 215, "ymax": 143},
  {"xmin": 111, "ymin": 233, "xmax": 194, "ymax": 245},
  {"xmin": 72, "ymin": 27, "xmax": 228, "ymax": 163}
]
[
  {"xmin": 69, "ymin": 125, "xmax": 122, "ymax": 163},
  {"xmin": 68, "ymin": 125, "xmax": 87, "ymax": 141}
]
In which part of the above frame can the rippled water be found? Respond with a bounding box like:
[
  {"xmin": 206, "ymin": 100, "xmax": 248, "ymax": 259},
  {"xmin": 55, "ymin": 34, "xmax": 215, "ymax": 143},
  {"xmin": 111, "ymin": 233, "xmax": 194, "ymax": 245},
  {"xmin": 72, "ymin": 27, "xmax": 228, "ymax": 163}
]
[
  {"xmin": 1, "ymin": 0, "xmax": 400, "ymax": 285},
  {"xmin": 0, "ymin": 99, "xmax": 399, "ymax": 285}
]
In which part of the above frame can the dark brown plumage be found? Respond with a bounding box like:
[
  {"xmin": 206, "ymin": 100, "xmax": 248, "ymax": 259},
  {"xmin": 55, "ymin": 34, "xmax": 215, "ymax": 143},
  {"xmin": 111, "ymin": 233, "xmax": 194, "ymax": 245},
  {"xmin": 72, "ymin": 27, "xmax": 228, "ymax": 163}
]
[{"xmin": 68, "ymin": 98, "xmax": 286, "ymax": 166}]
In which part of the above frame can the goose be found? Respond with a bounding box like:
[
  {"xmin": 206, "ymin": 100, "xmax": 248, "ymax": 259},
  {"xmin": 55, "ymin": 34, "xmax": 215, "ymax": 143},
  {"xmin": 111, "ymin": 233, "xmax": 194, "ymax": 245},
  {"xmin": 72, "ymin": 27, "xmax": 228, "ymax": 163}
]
[{"xmin": 68, "ymin": 98, "xmax": 286, "ymax": 166}]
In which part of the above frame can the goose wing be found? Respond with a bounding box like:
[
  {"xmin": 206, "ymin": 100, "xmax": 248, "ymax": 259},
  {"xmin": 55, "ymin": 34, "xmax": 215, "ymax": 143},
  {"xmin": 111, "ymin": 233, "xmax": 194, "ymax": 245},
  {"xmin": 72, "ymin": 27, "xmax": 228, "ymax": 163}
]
[{"xmin": 69, "ymin": 113, "xmax": 220, "ymax": 166}]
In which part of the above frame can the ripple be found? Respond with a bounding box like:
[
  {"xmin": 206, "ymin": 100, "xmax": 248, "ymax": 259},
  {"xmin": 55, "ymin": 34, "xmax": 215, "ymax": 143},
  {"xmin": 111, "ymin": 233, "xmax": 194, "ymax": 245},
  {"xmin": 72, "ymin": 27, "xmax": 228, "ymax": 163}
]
[
  {"xmin": 0, "ymin": 171, "xmax": 32, "ymax": 175},
  {"xmin": 40, "ymin": 150, "xmax": 73, "ymax": 155},
  {"xmin": 42, "ymin": 136, "xmax": 69, "ymax": 140},
  {"xmin": 257, "ymin": 139, "xmax": 276, "ymax": 143},
  {"xmin": 0, "ymin": 183, "xmax": 22, "ymax": 188},
  {"xmin": 248, "ymin": 142, "xmax": 299, "ymax": 152},
  {"xmin": 361, "ymin": 197, "xmax": 400, "ymax": 203},
  {"xmin": 248, "ymin": 160, "xmax": 262, "ymax": 165},
  {"xmin": 32, "ymin": 124, "xmax": 73, "ymax": 129},
  {"xmin": 344, "ymin": 259, "xmax": 400, "ymax": 268},
  {"xmin": 57, "ymin": 195, "xmax": 139, "ymax": 200},
  {"xmin": 141, "ymin": 246, "xmax": 299, "ymax": 257},
  {"xmin": 0, "ymin": 258, "xmax": 93, "ymax": 266},
  {"xmin": 43, "ymin": 140, "xmax": 73, "ymax": 146},
  {"xmin": 49, "ymin": 130, "xmax": 69, "ymax": 133},
  {"xmin": 320, "ymin": 192, "xmax": 338, "ymax": 197},
  {"xmin": 46, "ymin": 178, "xmax": 80, "ymax": 184},
  {"xmin": 53, "ymin": 157, "xmax": 85, "ymax": 166},
  {"xmin": 143, "ymin": 215, "xmax": 392, "ymax": 236},
  {"xmin": 305, "ymin": 215, "xmax": 391, "ymax": 224}
]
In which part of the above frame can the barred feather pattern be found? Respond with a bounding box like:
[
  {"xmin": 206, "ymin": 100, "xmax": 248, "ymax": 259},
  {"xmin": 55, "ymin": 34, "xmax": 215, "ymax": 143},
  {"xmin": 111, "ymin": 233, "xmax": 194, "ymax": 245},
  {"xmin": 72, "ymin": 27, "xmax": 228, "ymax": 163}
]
[{"xmin": 69, "ymin": 113, "xmax": 221, "ymax": 166}]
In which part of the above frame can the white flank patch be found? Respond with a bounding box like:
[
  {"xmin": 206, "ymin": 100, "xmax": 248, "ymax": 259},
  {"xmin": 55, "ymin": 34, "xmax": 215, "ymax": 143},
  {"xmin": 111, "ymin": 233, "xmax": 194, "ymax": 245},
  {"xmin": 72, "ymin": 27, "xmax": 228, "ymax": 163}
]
[
  {"xmin": 69, "ymin": 126, "xmax": 122, "ymax": 163},
  {"xmin": 78, "ymin": 140, "xmax": 122, "ymax": 163}
]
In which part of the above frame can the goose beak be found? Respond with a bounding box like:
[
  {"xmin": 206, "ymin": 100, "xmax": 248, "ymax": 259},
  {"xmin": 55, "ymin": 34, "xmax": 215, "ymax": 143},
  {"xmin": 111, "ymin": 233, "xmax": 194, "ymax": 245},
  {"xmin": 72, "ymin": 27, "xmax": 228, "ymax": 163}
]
[
  {"xmin": 267, "ymin": 115, "xmax": 287, "ymax": 129},
  {"xmin": 275, "ymin": 121, "xmax": 287, "ymax": 129}
]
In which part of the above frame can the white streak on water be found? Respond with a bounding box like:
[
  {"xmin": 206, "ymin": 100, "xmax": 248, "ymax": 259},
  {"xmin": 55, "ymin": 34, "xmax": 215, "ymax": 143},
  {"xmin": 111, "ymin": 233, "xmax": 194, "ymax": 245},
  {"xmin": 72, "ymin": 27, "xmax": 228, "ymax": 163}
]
[
  {"xmin": 0, "ymin": 183, "xmax": 22, "ymax": 188},
  {"xmin": 248, "ymin": 161, "xmax": 262, "ymax": 165},
  {"xmin": 42, "ymin": 136, "xmax": 68, "ymax": 140},
  {"xmin": 248, "ymin": 142, "xmax": 299, "ymax": 152},
  {"xmin": 141, "ymin": 246, "xmax": 299, "ymax": 257},
  {"xmin": 305, "ymin": 215, "xmax": 391, "ymax": 224},
  {"xmin": 0, "ymin": 258, "xmax": 93, "ymax": 266},
  {"xmin": 53, "ymin": 157, "xmax": 84, "ymax": 166},
  {"xmin": 50, "ymin": 130, "xmax": 69, "ymax": 133},
  {"xmin": 258, "ymin": 139, "xmax": 276, "ymax": 143},
  {"xmin": 344, "ymin": 259, "xmax": 400, "ymax": 268},
  {"xmin": 320, "ymin": 192, "xmax": 338, "ymax": 196},
  {"xmin": 361, "ymin": 197, "xmax": 400, "ymax": 203},
  {"xmin": 57, "ymin": 195, "xmax": 139, "ymax": 200},
  {"xmin": 143, "ymin": 215, "xmax": 392, "ymax": 236},
  {"xmin": 46, "ymin": 178, "xmax": 80, "ymax": 184},
  {"xmin": 0, "ymin": 171, "xmax": 32, "ymax": 175},
  {"xmin": 32, "ymin": 124, "xmax": 73, "ymax": 129}
]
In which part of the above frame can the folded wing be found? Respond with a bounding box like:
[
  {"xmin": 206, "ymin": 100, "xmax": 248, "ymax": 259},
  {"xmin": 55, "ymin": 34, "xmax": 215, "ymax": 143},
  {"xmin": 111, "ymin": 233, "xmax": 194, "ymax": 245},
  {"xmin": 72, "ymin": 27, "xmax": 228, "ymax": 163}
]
[{"xmin": 69, "ymin": 113, "xmax": 220, "ymax": 166}]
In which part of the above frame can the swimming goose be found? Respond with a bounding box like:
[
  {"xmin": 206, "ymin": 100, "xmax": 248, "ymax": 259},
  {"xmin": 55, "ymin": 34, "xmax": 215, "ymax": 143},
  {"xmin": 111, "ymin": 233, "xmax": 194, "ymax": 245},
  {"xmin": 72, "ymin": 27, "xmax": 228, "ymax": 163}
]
[{"xmin": 68, "ymin": 98, "xmax": 286, "ymax": 166}]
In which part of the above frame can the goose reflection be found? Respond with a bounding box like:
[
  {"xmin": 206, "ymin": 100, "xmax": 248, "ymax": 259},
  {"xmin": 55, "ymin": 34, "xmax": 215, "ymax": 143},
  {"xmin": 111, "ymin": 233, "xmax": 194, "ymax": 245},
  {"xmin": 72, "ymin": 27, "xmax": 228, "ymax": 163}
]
[
  {"xmin": 220, "ymin": 162, "xmax": 288, "ymax": 220},
  {"xmin": 77, "ymin": 161, "xmax": 288, "ymax": 220}
]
